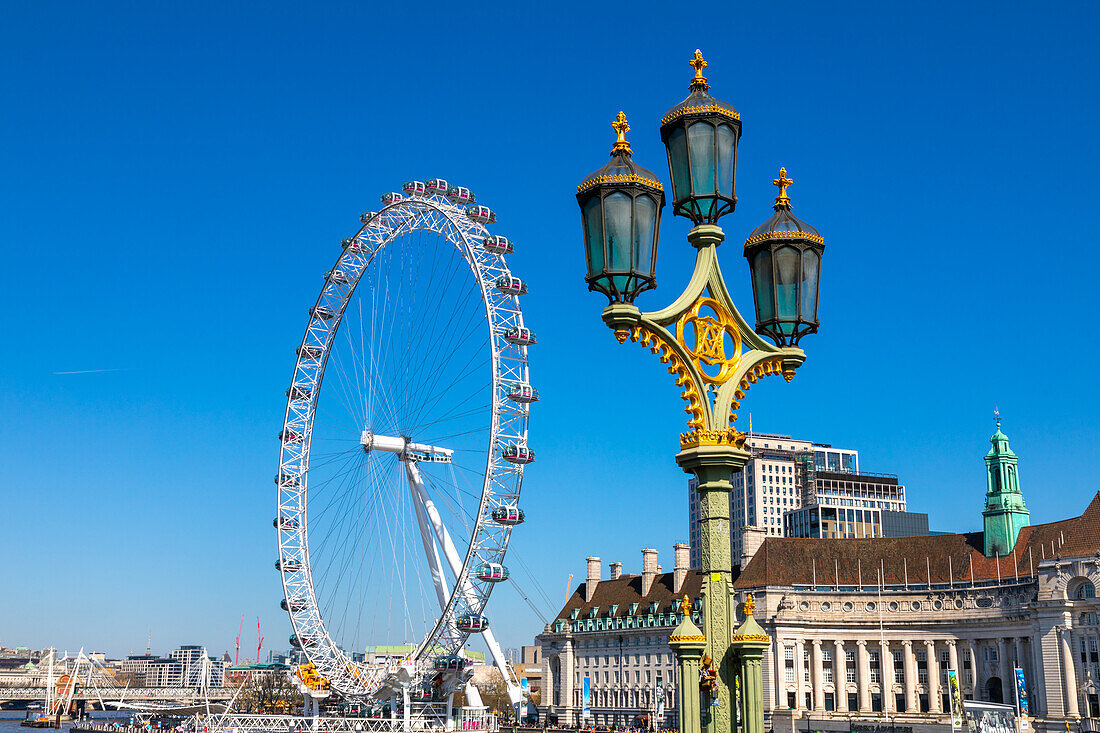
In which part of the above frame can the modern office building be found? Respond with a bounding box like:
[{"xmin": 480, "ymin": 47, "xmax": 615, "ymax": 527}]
[
  {"xmin": 783, "ymin": 469, "xmax": 915, "ymax": 539},
  {"xmin": 688, "ymin": 432, "xmax": 862, "ymax": 568}
]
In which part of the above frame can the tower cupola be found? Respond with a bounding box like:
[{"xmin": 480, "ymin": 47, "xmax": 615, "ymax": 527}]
[{"xmin": 982, "ymin": 409, "xmax": 1030, "ymax": 556}]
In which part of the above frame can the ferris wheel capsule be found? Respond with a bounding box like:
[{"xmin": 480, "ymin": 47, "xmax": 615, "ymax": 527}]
[
  {"xmin": 286, "ymin": 385, "xmax": 312, "ymax": 401},
  {"xmin": 342, "ymin": 237, "xmax": 369, "ymax": 254},
  {"xmin": 276, "ymin": 558, "xmax": 302, "ymax": 572},
  {"xmin": 425, "ymin": 178, "xmax": 449, "ymax": 195},
  {"xmin": 466, "ymin": 205, "xmax": 496, "ymax": 225},
  {"xmin": 456, "ymin": 614, "xmax": 489, "ymax": 633},
  {"xmin": 495, "ymin": 275, "xmax": 528, "ymax": 296},
  {"xmin": 506, "ymin": 383, "xmax": 539, "ymax": 403},
  {"xmin": 491, "ymin": 505, "xmax": 525, "ymax": 525},
  {"xmin": 446, "ymin": 186, "xmax": 475, "ymax": 205},
  {"xmin": 289, "ymin": 635, "xmax": 316, "ymax": 649},
  {"xmin": 402, "ymin": 180, "xmax": 427, "ymax": 197},
  {"xmin": 279, "ymin": 428, "xmax": 304, "ymax": 443},
  {"xmin": 482, "ymin": 235, "xmax": 513, "ymax": 255},
  {"xmin": 360, "ymin": 211, "xmax": 376, "ymax": 224},
  {"xmin": 310, "ymin": 306, "xmax": 336, "ymax": 321},
  {"xmin": 275, "ymin": 472, "xmax": 301, "ymax": 487},
  {"xmin": 433, "ymin": 655, "xmax": 469, "ymax": 672},
  {"xmin": 503, "ymin": 327, "xmax": 537, "ymax": 346},
  {"xmin": 274, "ymin": 516, "xmax": 300, "ymax": 529},
  {"xmin": 297, "ymin": 345, "xmax": 324, "ymax": 360},
  {"xmin": 381, "ymin": 192, "xmax": 403, "ymax": 205},
  {"xmin": 325, "ymin": 269, "xmax": 350, "ymax": 285},
  {"xmin": 476, "ymin": 563, "xmax": 509, "ymax": 582},
  {"xmin": 502, "ymin": 443, "xmax": 535, "ymax": 464},
  {"xmin": 281, "ymin": 598, "xmax": 308, "ymax": 612}
]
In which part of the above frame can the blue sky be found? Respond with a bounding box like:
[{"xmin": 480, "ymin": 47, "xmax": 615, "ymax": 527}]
[{"xmin": 1, "ymin": 0, "xmax": 1098, "ymax": 659}]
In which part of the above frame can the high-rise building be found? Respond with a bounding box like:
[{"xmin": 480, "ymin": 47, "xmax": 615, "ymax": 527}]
[
  {"xmin": 783, "ymin": 469, "xmax": 911, "ymax": 539},
  {"xmin": 687, "ymin": 432, "xmax": 860, "ymax": 568}
]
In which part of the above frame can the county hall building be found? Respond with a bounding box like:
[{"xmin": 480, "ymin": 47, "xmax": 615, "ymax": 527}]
[{"xmin": 537, "ymin": 423, "xmax": 1100, "ymax": 731}]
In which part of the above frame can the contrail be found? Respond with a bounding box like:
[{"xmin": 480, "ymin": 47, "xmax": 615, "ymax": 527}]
[{"xmin": 52, "ymin": 368, "xmax": 127, "ymax": 375}]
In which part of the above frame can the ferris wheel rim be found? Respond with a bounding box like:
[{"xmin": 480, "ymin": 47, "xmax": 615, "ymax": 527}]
[{"xmin": 274, "ymin": 190, "xmax": 530, "ymax": 697}]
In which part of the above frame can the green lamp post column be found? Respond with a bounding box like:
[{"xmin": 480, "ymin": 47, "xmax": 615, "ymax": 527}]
[
  {"xmin": 731, "ymin": 596, "xmax": 770, "ymax": 733},
  {"xmin": 577, "ymin": 50, "xmax": 826, "ymax": 733}
]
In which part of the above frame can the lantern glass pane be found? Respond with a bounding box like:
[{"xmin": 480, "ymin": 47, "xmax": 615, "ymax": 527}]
[
  {"xmin": 583, "ymin": 197, "xmax": 604, "ymax": 275},
  {"xmin": 604, "ymin": 192, "xmax": 632, "ymax": 292},
  {"xmin": 753, "ymin": 249, "xmax": 774, "ymax": 322},
  {"xmin": 687, "ymin": 122, "xmax": 716, "ymax": 197},
  {"xmin": 668, "ymin": 127, "xmax": 690, "ymax": 202},
  {"xmin": 801, "ymin": 248, "xmax": 820, "ymax": 321},
  {"xmin": 775, "ymin": 246, "xmax": 800, "ymax": 322},
  {"xmin": 634, "ymin": 195, "xmax": 657, "ymax": 275},
  {"xmin": 716, "ymin": 124, "xmax": 736, "ymax": 197}
]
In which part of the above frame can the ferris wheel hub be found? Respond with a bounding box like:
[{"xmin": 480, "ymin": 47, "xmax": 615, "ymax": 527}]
[{"xmin": 360, "ymin": 430, "xmax": 454, "ymax": 463}]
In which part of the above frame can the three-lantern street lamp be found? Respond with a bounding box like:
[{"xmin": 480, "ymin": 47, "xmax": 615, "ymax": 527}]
[{"xmin": 576, "ymin": 50, "xmax": 826, "ymax": 733}]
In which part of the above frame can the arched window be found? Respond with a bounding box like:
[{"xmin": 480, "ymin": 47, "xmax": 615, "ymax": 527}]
[{"xmin": 1072, "ymin": 579, "xmax": 1096, "ymax": 599}]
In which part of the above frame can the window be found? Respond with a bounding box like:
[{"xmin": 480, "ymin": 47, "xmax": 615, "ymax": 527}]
[{"xmin": 1074, "ymin": 580, "xmax": 1097, "ymax": 599}]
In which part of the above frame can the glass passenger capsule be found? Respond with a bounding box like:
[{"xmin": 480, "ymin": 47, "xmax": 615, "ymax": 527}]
[
  {"xmin": 281, "ymin": 598, "xmax": 307, "ymax": 612},
  {"xmin": 403, "ymin": 180, "xmax": 427, "ymax": 197},
  {"xmin": 476, "ymin": 563, "xmax": 509, "ymax": 582},
  {"xmin": 289, "ymin": 635, "xmax": 316, "ymax": 649},
  {"xmin": 381, "ymin": 192, "xmax": 403, "ymax": 205},
  {"xmin": 279, "ymin": 428, "xmax": 304, "ymax": 443},
  {"xmin": 503, "ymin": 327, "xmax": 537, "ymax": 346},
  {"xmin": 360, "ymin": 211, "xmax": 376, "ymax": 224},
  {"xmin": 310, "ymin": 305, "xmax": 336, "ymax": 320},
  {"xmin": 273, "ymin": 516, "xmax": 300, "ymax": 529},
  {"xmin": 276, "ymin": 559, "xmax": 302, "ymax": 572},
  {"xmin": 456, "ymin": 614, "xmax": 489, "ymax": 633},
  {"xmin": 495, "ymin": 275, "xmax": 527, "ymax": 296},
  {"xmin": 491, "ymin": 505, "xmax": 525, "ymax": 525},
  {"xmin": 297, "ymin": 345, "xmax": 324, "ymax": 360},
  {"xmin": 502, "ymin": 444, "xmax": 535, "ymax": 464},
  {"xmin": 286, "ymin": 385, "xmax": 312, "ymax": 401},
  {"xmin": 325, "ymin": 269, "xmax": 350, "ymax": 285},
  {"xmin": 446, "ymin": 186, "xmax": 475, "ymax": 205},
  {"xmin": 482, "ymin": 235, "xmax": 513, "ymax": 255},
  {"xmin": 506, "ymin": 383, "xmax": 539, "ymax": 403},
  {"xmin": 426, "ymin": 178, "xmax": 449, "ymax": 196},
  {"xmin": 466, "ymin": 205, "xmax": 497, "ymax": 225},
  {"xmin": 274, "ymin": 472, "xmax": 301, "ymax": 487},
  {"xmin": 433, "ymin": 655, "xmax": 469, "ymax": 671},
  {"xmin": 342, "ymin": 237, "xmax": 368, "ymax": 254}
]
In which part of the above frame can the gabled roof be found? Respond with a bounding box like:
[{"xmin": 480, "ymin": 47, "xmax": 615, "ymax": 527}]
[{"xmin": 734, "ymin": 491, "xmax": 1100, "ymax": 589}]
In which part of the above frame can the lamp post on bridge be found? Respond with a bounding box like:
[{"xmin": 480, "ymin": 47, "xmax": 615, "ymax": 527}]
[{"xmin": 575, "ymin": 50, "xmax": 826, "ymax": 733}]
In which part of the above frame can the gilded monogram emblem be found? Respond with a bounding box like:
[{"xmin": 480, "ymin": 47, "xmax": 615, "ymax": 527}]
[{"xmin": 676, "ymin": 296, "xmax": 741, "ymax": 385}]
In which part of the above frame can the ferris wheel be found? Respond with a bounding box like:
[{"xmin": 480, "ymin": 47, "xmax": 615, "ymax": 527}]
[{"xmin": 274, "ymin": 179, "xmax": 535, "ymax": 701}]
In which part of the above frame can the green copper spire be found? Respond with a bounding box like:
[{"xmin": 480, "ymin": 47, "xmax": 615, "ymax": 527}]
[{"xmin": 983, "ymin": 408, "xmax": 1030, "ymax": 556}]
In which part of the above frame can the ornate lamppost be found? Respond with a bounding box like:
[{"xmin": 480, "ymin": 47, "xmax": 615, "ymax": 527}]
[{"xmin": 576, "ymin": 51, "xmax": 826, "ymax": 733}]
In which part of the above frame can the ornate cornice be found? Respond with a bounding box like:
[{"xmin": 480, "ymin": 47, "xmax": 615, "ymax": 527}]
[
  {"xmin": 661, "ymin": 104, "xmax": 741, "ymax": 126},
  {"xmin": 744, "ymin": 229, "xmax": 824, "ymax": 247},
  {"xmin": 577, "ymin": 173, "xmax": 663, "ymax": 194}
]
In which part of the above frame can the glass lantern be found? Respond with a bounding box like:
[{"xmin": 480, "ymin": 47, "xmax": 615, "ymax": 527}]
[
  {"xmin": 744, "ymin": 168, "xmax": 824, "ymax": 347},
  {"xmin": 659, "ymin": 50, "xmax": 741, "ymax": 224},
  {"xmin": 576, "ymin": 112, "xmax": 665, "ymax": 303}
]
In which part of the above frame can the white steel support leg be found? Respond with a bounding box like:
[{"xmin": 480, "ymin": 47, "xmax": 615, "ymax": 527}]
[
  {"xmin": 405, "ymin": 462, "xmax": 450, "ymax": 611},
  {"xmin": 406, "ymin": 462, "xmax": 525, "ymax": 713}
]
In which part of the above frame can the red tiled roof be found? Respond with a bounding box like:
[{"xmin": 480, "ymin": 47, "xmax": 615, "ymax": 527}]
[
  {"xmin": 734, "ymin": 491, "xmax": 1100, "ymax": 589},
  {"xmin": 554, "ymin": 571, "xmax": 718, "ymax": 621}
]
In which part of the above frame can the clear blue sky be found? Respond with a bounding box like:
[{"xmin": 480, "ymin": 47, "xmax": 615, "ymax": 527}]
[{"xmin": 2, "ymin": 1, "xmax": 1098, "ymax": 660}]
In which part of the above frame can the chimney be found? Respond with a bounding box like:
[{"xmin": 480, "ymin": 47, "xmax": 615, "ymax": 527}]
[
  {"xmin": 586, "ymin": 556, "xmax": 601, "ymax": 602},
  {"xmin": 641, "ymin": 548, "xmax": 659, "ymax": 596},
  {"xmin": 673, "ymin": 543, "xmax": 690, "ymax": 594},
  {"xmin": 740, "ymin": 527, "xmax": 766, "ymax": 570},
  {"xmin": 609, "ymin": 562, "xmax": 623, "ymax": 581}
]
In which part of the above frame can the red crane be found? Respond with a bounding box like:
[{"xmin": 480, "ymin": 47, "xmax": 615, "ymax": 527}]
[
  {"xmin": 235, "ymin": 615, "xmax": 243, "ymax": 665},
  {"xmin": 256, "ymin": 617, "xmax": 264, "ymax": 664}
]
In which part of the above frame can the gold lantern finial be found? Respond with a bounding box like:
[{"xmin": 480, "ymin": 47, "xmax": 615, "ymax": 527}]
[
  {"xmin": 680, "ymin": 595, "xmax": 691, "ymax": 616},
  {"xmin": 744, "ymin": 593, "xmax": 756, "ymax": 616},
  {"xmin": 772, "ymin": 167, "xmax": 793, "ymax": 208},
  {"xmin": 612, "ymin": 111, "xmax": 632, "ymax": 154},
  {"xmin": 690, "ymin": 49, "xmax": 709, "ymax": 90}
]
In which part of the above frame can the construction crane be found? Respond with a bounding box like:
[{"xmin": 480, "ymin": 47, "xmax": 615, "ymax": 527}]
[
  {"xmin": 256, "ymin": 617, "xmax": 264, "ymax": 663},
  {"xmin": 235, "ymin": 615, "xmax": 243, "ymax": 665}
]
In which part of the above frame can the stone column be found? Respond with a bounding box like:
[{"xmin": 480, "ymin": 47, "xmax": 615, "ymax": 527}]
[
  {"xmin": 795, "ymin": 639, "xmax": 806, "ymax": 712},
  {"xmin": 773, "ymin": 637, "xmax": 784, "ymax": 710},
  {"xmin": 834, "ymin": 640, "xmax": 848, "ymax": 713},
  {"xmin": 925, "ymin": 640, "xmax": 941, "ymax": 713},
  {"xmin": 670, "ymin": 629, "xmax": 706, "ymax": 733},
  {"xmin": 856, "ymin": 640, "xmax": 870, "ymax": 712},
  {"xmin": 1060, "ymin": 627, "xmax": 1080, "ymax": 717},
  {"xmin": 880, "ymin": 640, "xmax": 894, "ymax": 715},
  {"xmin": 998, "ymin": 638, "xmax": 1011, "ymax": 708},
  {"xmin": 967, "ymin": 640, "xmax": 981, "ymax": 699},
  {"xmin": 812, "ymin": 640, "xmax": 824, "ymax": 711},
  {"xmin": 902, "ymin": 640, "xmax": 917, "ymax": 714},
  {"xmin": 562, "ymin": 639, "xmax": 575, "ymax": 723}
]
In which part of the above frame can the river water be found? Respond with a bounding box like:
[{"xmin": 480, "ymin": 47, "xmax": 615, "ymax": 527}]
[{"xmin": 0, "ymin": 711, "xmax": 131, "ymax": 733}]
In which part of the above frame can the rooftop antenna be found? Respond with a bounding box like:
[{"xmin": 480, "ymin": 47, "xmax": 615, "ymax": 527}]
[
  {"xmin": 146, "ymin": 631, "xmax": 151, "ymax": 656},
  {"xmin": 948, "ymin": 556, "xmax": 954, "ymax": 588}
]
